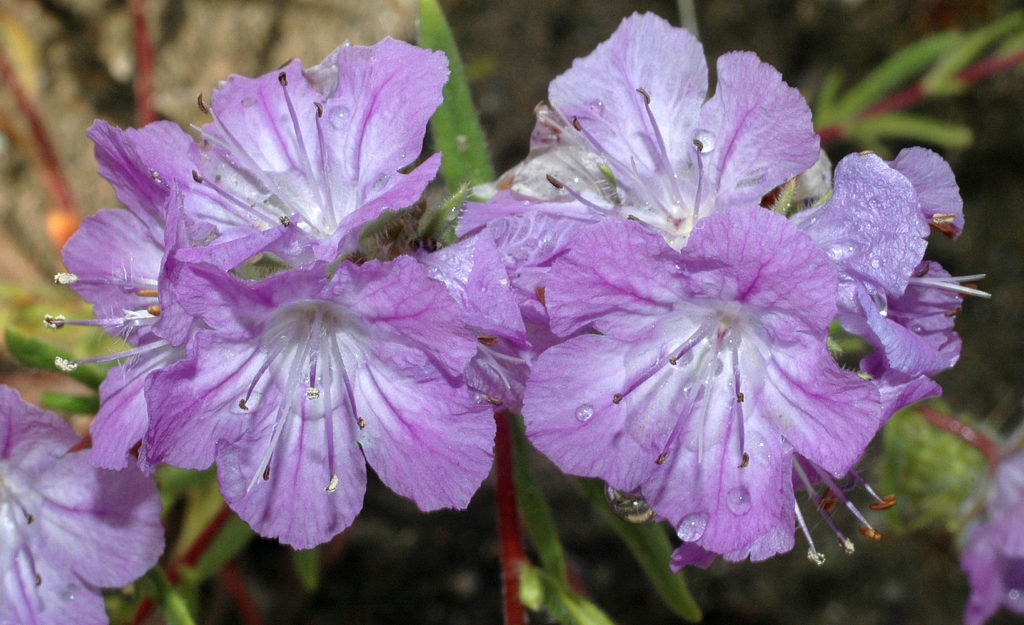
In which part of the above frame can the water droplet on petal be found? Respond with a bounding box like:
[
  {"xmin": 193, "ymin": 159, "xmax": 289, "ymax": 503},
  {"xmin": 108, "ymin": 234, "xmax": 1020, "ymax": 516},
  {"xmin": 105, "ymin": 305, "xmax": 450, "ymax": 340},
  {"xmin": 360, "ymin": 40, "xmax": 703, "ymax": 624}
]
[
  {"xmin": 241, "ymin": 96, "xmax": 257, "ymax": 108},
  {"xmin": 726, "ymin": 487, "xmax": 751, "ymax": 515},
  {"xmin": 1008, "ymin": 588, "xmax": 1022, "ymax": 604},
  {"xmin": 326, "ymin": 105, "xmax": 351, "ymax": 129},
  {"xmin": 588, "ymin": 99, "xmax": 605, "ymax": 115},
  {"xmin": 372, "ymin": 174, "xmax": 391, "ymax": 190},
  {"xmin": 676, "ymin": 511, "xmax": 708, "ymax": 542},
  {"xmin": 574, "ymin": 404, "xmax": 595, "ymax": 422},
  {"xmin": 693, "ymin": 130, "xmax": 715, "ymax": 153}
]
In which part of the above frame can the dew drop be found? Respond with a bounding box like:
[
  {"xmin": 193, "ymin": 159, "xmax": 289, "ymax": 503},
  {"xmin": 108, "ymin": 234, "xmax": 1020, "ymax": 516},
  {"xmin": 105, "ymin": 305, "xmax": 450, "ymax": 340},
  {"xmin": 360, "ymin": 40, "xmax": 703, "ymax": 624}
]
[
  {"xmin": 240, "ymin": 96, "xmax": 257, "ymax": 108},
  {"xmin": 726, "ymin": 487, "xmax": 751, "ymax": 515},
  {"xmin": 1008, "ymin": 588, "xmax": 1022, "ymax": 603},
  {"xmin": 326, "ymin": 105, "xmax": 351, "ymax": 129},
  {"xmin": 588, "ymin": 99, "xmax": 605, "ymax": 115},
  {"xmin": 693, "ymin": 130, "xmax": 715, "ymax": 153},
  {"xmin": 574, "ymin": 404, "xmax": 595, "ymax": 422},
  {"xmin": 676, "ymin": 512, "xmax": 708, "ymax": 542},
  {"xmin": 372, "ymin": 174, "xmax": 391, "ymax": 190}
]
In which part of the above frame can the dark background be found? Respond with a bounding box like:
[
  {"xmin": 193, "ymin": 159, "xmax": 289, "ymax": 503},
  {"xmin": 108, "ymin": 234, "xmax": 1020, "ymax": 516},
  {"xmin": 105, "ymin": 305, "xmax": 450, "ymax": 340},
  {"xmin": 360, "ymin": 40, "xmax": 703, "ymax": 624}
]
[{"xmin": 2, "ymin": 1, "xmax": 1022, "ymax": 623}]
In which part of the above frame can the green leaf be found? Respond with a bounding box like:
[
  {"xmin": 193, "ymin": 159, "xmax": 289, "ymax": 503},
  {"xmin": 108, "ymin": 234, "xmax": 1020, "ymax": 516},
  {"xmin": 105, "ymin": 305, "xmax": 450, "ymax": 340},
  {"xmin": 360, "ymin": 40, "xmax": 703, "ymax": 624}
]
[
  {"xmin": 830, "ymin": 30, "xmax": 961, "ymax": 122},
  {"xmin": 851, "ymin": 111, "xmax": 973, "ymax": 150},
  {"xmin": 813, "ymin": 68, "xmax": 846, "ymax": 128},
  {"xmin": 137, "ymin": 568, "xmax": 197, "ymax": 625},
  {"xmin": 418, "ymin": 0, "xmax": 495, "ymax": 190},
  {"xmin": 577, "ymin": 479, "xmax": 702, "ymax": 622},
  {"xmin": 923, "ymin": 11, "xmax": 1024, "ymax": 95},
  {"xmin": 189, "ymin": 514, "xmax": 255, "ymax": 582},
  {"xmin": 519, "ymin": 563, "xmax": 617, "ymax": 625},
  {"xmin": 4, "ymin": 327, "xmax": 107, "ymax": 389},
  {"xmin": 155, "ymin": 467, "xmax": 217, "ymax": 518},
  {"xmin": 291, "ymin": 547, "xmax": 323, "ymax": 593},
  {"xmin": 418, "ymin": 183, "xmax": 470, "ymax": 248},
  {"xmin": 39, "ymin": 391, "xmax": 98, "ymax": 414},
  {"xmin": 508, "ymin": 414, "xmax": 568, "ymax": 583}
]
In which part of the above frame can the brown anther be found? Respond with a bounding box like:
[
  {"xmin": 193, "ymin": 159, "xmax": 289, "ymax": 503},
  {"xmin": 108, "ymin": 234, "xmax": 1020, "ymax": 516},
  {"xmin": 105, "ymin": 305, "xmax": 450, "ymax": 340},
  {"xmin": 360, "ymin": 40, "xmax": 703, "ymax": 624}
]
[
  {"xmin": 869, "ymin": 494, "xmax": 897, "ymax": 511},
  {"xmin": 192, "ymin": 170, "xmax": 204, "ymax": 184},
  {"xmin": 477, "ymin": 335, "xmax": 499, "ymax": 346},
  {"xmin": 546, "ymin": 174, "xmax": 564, "ymax": 189},
  {"xmin": 858, "ymin": 525, "xmax": 882, "ymax": 541},
  {"xmin": 612, "ymin": 393, "xmax": 623, "ymax": 404},
  {"xmin": 858, "ymin": 150, "xmax": 875, "ymax": 156},
  {"xmin": 44, "ymin": 315, "xmax": 65, "ymax": 330},
  {"xmin": 738, "ymin": 452, "xmax": 750, "ymax": 468},
  {"xmin": 484, "ymin": 396, "xmax": 503, "ymax": 406},
  {"xmin": 315, "ymin": 102, "xmax": 324, "ymax": 118},
  {"xmin": 626, "ymin": 214, "xmax": 641, "ymax": 222},
  {"xmin": 571, "ymin": 116, "xmax": 582, "ymax": 131},
  {"xmin": 914, "ymin": 264, "xmax": 932, "ymax": 278},
  {"xmin": 35, "ymin": 574, "xmax": 42, "ymax": 586},
  {"xmin": 197, "ymin": 93, "xmax": 209, "ymax": 114},
  {"xmin": 944, "ymin": 306, "xmax": 962, "ymax": 318},
  {"xmin": 655, "ymin": 452, "xmax": 669, "ymax": 465},
  {"xmin": 278, "ymin": 71, "xmax": 288, "ymax": 87},
  {"xmin": 263, "ymin": 465, "xmax": 271, "ymax": 481},
  {"xmin": 280, "ymin": 215, "xmax": 292, "ymax": 227},
  {"xmin": 238, "ymin": 399, "xmax": 249, "ymax": 411},
  {"xmin": 135, "ymin": 289, "xmax": 159, "ymax": 298},
  {"xmin": 535, "ymin": 286, "xmax": 547, "ymax": 307},
  {"xmin": 820, "ymin": 489, "xmax": 839, "ymax": 513},
  {"xmin": 635, "ymin": 87, "xmax": 651, "ymax": 104},
  {"xmin": 25, "ymin": 512, "xmax": 34, "ymax": 524},
  {"xmin": 146, "ymin": 304, "xmax": 162, "ymax": 317},
  {"xmin": 357, "ymin": 417, "xmax": 366, "ymax": 429},
  {"xmin": 736, "ymin": 391, "xmax": 745, "ymax": 403},
  {"xmin": 668, "ymin": 357, "xmax": 678, "ymax": 366},
  {"xmin": 930, "ymin": 222, "xmax": 958, "ymax": 238},
  {"xmin": 932, "ymin": 213, "xmax": 956, "ymax": 224},
  {"xmin": 692, "ymin": 138, "xmax": 704, "ymax": 152}
]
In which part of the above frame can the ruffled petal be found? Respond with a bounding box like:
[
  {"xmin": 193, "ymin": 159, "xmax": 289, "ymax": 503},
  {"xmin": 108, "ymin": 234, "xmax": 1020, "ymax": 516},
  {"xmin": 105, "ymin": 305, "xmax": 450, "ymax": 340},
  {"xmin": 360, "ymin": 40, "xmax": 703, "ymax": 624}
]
[{"xmin": 890, "ymin": 146, "xmax": 963, "ymax": 238}]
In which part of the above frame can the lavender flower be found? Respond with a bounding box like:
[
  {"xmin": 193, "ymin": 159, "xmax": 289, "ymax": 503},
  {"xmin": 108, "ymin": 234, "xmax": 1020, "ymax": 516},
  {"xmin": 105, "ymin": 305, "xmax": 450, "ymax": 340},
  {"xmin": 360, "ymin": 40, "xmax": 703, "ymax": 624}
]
[
  {"xmin": 0, "ymin": 386, "xmax": 163, "ymax": 624},
  {"xmin": 523, "ymin": 208, "xmax": 881, "ymax": 562},
  {"xmin": 175, "ymin": 38, "xmax": 449, "ymax": 268},
  {"xmin": 961, "ymin": 443, "xmax": 1024, "ymax": 625},
  {"xmin": 142, "ymin": 257, "xmax": 494, "ymax": 548}
]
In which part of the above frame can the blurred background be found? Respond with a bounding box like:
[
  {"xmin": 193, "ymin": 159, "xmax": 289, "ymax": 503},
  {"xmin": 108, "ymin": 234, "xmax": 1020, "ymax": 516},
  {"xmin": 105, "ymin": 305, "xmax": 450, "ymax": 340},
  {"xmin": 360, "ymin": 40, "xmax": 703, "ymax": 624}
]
[{"xmin": 2, "ymin": 0, "xmax": 1023, "ymax": 623}]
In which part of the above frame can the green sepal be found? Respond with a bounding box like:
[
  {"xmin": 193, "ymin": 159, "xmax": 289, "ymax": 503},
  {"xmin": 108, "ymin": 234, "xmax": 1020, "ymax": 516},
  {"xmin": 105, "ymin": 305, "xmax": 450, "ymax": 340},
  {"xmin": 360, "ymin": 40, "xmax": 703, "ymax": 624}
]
[
  {"xmin": 136, "ymin": 568, "xmax": 197, "ymax": 625},
  {"xmin": 519, "ymin": 563, "xmax": 617, "ymax": 625},
  {"xmin": 879, "ymin": 404, "xmax": 988, "ymax": 534},
  {"xmin": 4, "ymin": 327, "xmax": 108, "ymax": 389},
  {"xmin": 418, "ymin": 183, "xmax": 470, "ymax": 248},
  {"xmin": 418, "ymin": 0, "xmax": 495, "ymax": 191},
  {"xmin": 576, "ymin": 478, "xmax": 702, "ymax": 622},
  {"xmin": 39, "ymin": 391, "xmax": 98, "ymax": 414},
  {"xmin": 291, "ymin": 547, "xmax": 323, "ymax": 593}
]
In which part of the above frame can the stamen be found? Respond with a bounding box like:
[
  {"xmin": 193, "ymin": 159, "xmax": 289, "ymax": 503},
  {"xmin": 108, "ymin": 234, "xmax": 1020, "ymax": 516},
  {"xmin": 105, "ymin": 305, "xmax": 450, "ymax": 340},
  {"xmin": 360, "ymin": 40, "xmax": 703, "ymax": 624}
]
[
  {"xmin": 908, "ymin": 273, "xmax": 991, "ymax": 299},
  {"xmin": 277, "ymin": 70, "xmax": 330, "ymax": 225},
  {"xmin": 612, "ymin": 393, "xmax": 623, "ymax": 404},
  {"xmin": 197, "ymin": 93, "xmax": 209, "ymax": 114},
  {"xmin": 135, "ymin": 288, "xmax": 159, "ymax": 297},
  {"xmin": 634, "ymin": 87, "xmax": 686, "ymax": 209},
  {"xmin": 794, "ymin": 502, "xmax": 826, "ymax": 566},
  {"xmin": 53, "ymin": 339, "xmax": 166, "ymax": 372},
  {"xmin": 147, "ymin": 304, "xmax": 162, "ymax": 316},
  {"xmin": 326, "ymin": 474, "xmax": 339, "ymax": 493},
  {"xmin": 44, "ymin": 315, "xmax": 65, "ymax": 329},
  {"xmin": 55, "ymin": 357, "xmax": 77, "ymax": 372},
  {"xmin": 477, "ymin": 335, "xmax": 499, "ymax": 346},
  {"xmin": 544, "ymin": 174, "xmax": 617, "ymax": 216}
]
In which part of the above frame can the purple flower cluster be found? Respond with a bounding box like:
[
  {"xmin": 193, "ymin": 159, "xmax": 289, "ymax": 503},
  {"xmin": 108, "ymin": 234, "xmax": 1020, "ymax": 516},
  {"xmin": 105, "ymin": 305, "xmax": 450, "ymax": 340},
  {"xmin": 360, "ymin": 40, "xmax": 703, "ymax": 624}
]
[
  {"xmin": 54, "ymin": 39, "xmax": 509, "ymax": 549},
  {"xmin": 0, "ymin": 386, "xmax": 163, "ymax": 624},
  {"xmin": 961, "ymin": 441, "xmax": 1024, "ymax": 625},
  {"xmin": 462, "ymin": 13, "xmax": 981, "ymax": 566}
]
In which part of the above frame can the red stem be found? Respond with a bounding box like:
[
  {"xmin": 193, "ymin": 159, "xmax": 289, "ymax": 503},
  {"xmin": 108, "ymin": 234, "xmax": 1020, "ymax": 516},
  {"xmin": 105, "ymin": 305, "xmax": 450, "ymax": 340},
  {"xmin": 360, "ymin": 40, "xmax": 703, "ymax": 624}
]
[
  {"xmin": 132, "ymin": 504, "xmax": 235, "ymax": 624},
  {"xmin": 818, "ymin": 50, "xmax": 1024, "ymax": 145},
  {"xmin": 0, "ymin": 44, "xmax": 78, "ymax": 215},
  {"xmin": 221, "ymin": 561, "xmax": 266, "ymax": 625},
  {"xmin": 494, "ymin": 411, "xmax": 528, "ymax": 625},
  {"xmin": 128, "ymin": 0, "xmax": 157, "ymax": 125},
  {"xmin": 915, "ymin": 404, "xmax": 1001, "ymax": 467}
]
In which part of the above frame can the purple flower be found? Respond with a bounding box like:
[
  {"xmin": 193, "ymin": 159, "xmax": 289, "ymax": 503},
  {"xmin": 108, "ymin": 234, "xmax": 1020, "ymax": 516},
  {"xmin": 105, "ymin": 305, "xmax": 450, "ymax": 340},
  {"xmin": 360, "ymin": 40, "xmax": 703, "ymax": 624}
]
[
  {"xmin": 142, "ymin": 258, "xmax": 494, "ymax": 548},
  {"xmin": 173, "ymin": 38, "xmax": 449, "ymax": 268},
  {"xmin": 523, "ymin": 207, "xmax": 881, "ymax": 562},
  {"xmin": 961, "ymin": 445, "xmax": 1024, "ymax": 625},
  {"xmin": 0, "ymin": 386, "xmax": 163, "ymax": 624}
]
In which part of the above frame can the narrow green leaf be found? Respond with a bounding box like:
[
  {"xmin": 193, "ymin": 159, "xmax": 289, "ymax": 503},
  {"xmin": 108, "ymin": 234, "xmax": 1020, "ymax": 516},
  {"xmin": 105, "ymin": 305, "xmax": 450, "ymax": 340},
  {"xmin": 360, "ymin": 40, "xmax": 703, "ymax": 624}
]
[
  {"xmin": 291, "ymin": 547, "xmax": 323, "ymax": 593},
  {"xmin": 189, "ymin": 514, "xmax": 256, "ymax": 582},
  {"xmin": 577, "ymin": 478, "xmax": 702, "ymax": 622},
  {"xmin": 418, "ymin": 0, "xmax": 495, "ymax": 190},
  {"xmin": 812, "ymin": 68, "xmax": 846, "ymax": 128},
  {"xmin": 852, "ymin": 112, "xmax": 973, "ymax": 150},
  {"xmin": 156, "ymin": 467, "xmax": 217, "ymax": 513},
  {"xmin": 509, "ymin": 414, "xmax": 568, "ymax": 583},
  {"xmin": 520, "ymin": 564, "xmax": 617, "ymax": 625},
  {"xmin": 137, "ymin": 568, "xmax": 197, "ymax": 625},
  {"xmin": 923, "ymin": 11, "xmax": 1024, "ymax": 95},
  {"xmin": 831, "ymin": 30, "xmax": 961, "ymax": 122},
  {"xmin": 39, "ymin": 391, "xmax": 98, "ymax": 414},
  {"xmin": 4, "ymin": 327, "xmax": 107, "ymax": 389}
]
